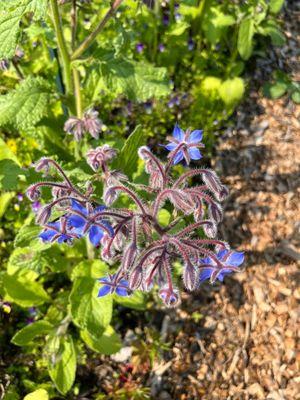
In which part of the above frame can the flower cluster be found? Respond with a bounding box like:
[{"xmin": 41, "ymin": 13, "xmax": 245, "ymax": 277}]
[
  {"xmin": 26, "ymin": 125, "xmax": 244, "ymax": 307},
  {"xmin": 64, "ymin": 108, "xmax": 103, "ymax": 141}
]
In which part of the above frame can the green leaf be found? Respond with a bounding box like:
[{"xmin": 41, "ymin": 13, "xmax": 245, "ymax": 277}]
[
  {"xmin": 261, "ymin": 20, "xmax": 286, "ymax": 46},
  {"xmin": 269, "ymin": 0, "xmax": 285, "ymax": 14},
  {"xmin": 219, "ymin": 78, "xmax": 245, "ymax": 106},
  {"xmin": 0, "ymin": 77, "xmax": 50, "ymax": 130},
  {"xmin": 202, "ymin": 7, "xmax": 235, "ymax": 44},
  {"xmin": 0, "ymin": 5, "xmax": 24, "ymax": 58},
  {"xmin": 70, "ymin": 277, "xmax": 113, "ymax": 334},
  {"xmin": 3, "ymin": 271, "xmax": 50, "ymax": 307},
  {"xmin": 7, "ymin": 246, "xmax": 48, "ymax": 274},
  {"xmin": 14, "ymin": 224, "xmax": 41, "ymax": 247},
  {"xmin": 114, "ymin": 290, "xmax": 147, "ymax": 310},
  {"xmin": 24, "ymin": 389, "xmax": 49, "ymax": 400},
  {"xmin": 263, "ymin": 81, "xmax": 287, "ymax": 99},
  {"xmin": 291, "ymin": 90, "xmax": 300, "ymax": 104},
  {"xmin": 70, "ymin": 259, "xmax": 108, "ymax": 281},
  {"xmin": 0, "ymin": 0, "xmax": 47, "ymax": 58},
  {"xmin": 116, "ymin": 125, "xmax": 143, "ymax": 177},
  {"xmin": 157, "ymin": 209, "xmax": 171, "ymax": 227},
  {"xmin": 80, "ymin": 325, "xmax": 122, "ymax": 354},
  {"xmin": 0, "ymin": 159, "xmax": 24, "ymax": 190},
  {"xmin": 238, "ymin": 18, "xmax": 255, "ymax": 60},
  {"xmin": 12, "ymin": 320, "xmax": 53, "ymax": 346},
  {"xmin": 0, "ymin": 192, "xmax": 14, "ymax": 219},
  {"xmin": 86, "ymin": 49, "xmax": 171, "ymax": 102},
  {"xmin": 167, "ymin": 21, "xmax": 189, "ymax": 36},
  {"xmin": 47, "ymin": 334, "xmax": 76, "ymax": 395}
]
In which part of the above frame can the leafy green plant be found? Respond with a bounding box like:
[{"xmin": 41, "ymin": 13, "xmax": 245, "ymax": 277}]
[{"xmin": 263, "ymin": 70, "xmax": 300, "ymax": 103}]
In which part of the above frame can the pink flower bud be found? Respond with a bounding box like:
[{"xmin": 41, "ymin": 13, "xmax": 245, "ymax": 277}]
[
  {"xmin": 36, "ymin": 205, "xmax": 52, "ymax": 225},
  {"xmin": 26, "ymin": 185, "xmax": 41, "ymax": 201},
  {"xmin": 103, "ymin": 187, "xmax": 118, "ymax": 206},
  {"xmin": 183, "ymin": 263, "xmax": 199, "ymax": 291},
  {"xmin": 203, "ymin": 221, "xmax": 217, "ymax": 238},
  {"xmin": 128, "ymin": 266, "xmax": 143, "ymax": 290}
]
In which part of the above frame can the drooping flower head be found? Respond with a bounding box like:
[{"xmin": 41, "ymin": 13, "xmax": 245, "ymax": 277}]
[
  {"xmin": 64, "ymin": 108, "xmax": 102, "ymax": 141},
  {"xmin": 164, "ymin": 124, "xmax": 204, "ymax": 164}
]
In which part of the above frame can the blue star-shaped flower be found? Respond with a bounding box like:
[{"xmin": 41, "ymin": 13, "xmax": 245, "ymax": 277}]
[
  {"xmin": 164, "ymin": 124, "xmax": 204, "ymax": 165},
  {"xmin": 97, "ymin": 274, "xmax": 131, "ymax": 297},
  {"xmin": 67, "ymin": 200, "xmax": 114, "ymax": 247},
  {"xmin": 199, "ymin": 249, "xmax": 244, "ymax": 283},
  {"xmin": 39, "ymin": 221, "xmax": 78, "ymax": 245}
]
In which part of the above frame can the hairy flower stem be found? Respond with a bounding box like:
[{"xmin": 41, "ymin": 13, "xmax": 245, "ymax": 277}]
[
  {"xmin": 50, "ymin": 0, "xmax": 72, "ymax": 95},
  {"xmin": 71, "ymin": 0, "xmax": 124, "ymax": 60}
]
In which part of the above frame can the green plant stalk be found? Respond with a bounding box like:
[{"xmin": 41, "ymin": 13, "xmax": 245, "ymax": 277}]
[
  {"xmin": 71, "ymin": 0, "xmax": 124, "ymax": 60},
  {"xmin": 50, "ymin": 0, "xmax": 72, "ymax": 94},
  {"xmin": 195, "ymin": 0, "xmax": 212, "ymax": 49},
  {"xmin": 86, "ymin": 237, "xmax": 95, "ymax": 260},
  {"xmin": 73, "ymin": 68, "xmax": 82, "ymax": 118}
]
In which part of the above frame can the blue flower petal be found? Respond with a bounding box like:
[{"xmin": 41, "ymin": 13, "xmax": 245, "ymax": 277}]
[
  {"xmin": 227, "ymin": 251, "xmax": 244, "ymax": 267},
  {"xmin": 39, "ymin": 229, "xmax": 56, "ymax": 242},
  {"xmin": 188, "ymin": 147, "xmax": 202, "ymax": 160},
  {"xmin": 119, "ymin": 279, "xmax": 129, "ymax": 287},
  {"xmin": 165, "ymin": 143, "xmax": 177, "ymax": 151},
  {"xmin": 89, "ymin": 225, "xmax": 104, "ymax": 246},
  {"xmin": 188, "ymin": 130, "xmax": 203, "ymax": 143},
  {"xmin": 173, "ymin": 150, "xmax": 184, "ymax": 165},
  {"xmin": 71, "ymin": 200, "xmax": 87, "ymax": 215},
  {"xmin": 98, "ymin": 276, "xmax": 110, "ymax": 284},
  {"xmin": 173, "ymin": 124, "xmax": 184, "ymax": 141},
  {"xmin": 47, "ymin": 222, "xmax": 60, "ymax": 230},
  {"xmin": 94, "ymin": 205, "xmax": 106, "ymax": 213},
  {"xmin": 97, "ymin": 285, "xmax": 112, "ymax": 297},
  {"xmin": 67, "ymin": 214, "xmax": 86, "ymax": 228},
  {"xmin": 217, "ymin": 249, "xmax": 228, "ymax": 260},
  {"xmin": 199, "ymin": 267, "xmax": 214, "ymax": 282},
  {"xmin": 115, "ymin": 286, "xmax": 129, "ymax": 297}
]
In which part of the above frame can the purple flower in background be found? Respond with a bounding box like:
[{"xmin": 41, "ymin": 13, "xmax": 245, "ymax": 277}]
[
  {"xmin": 175, "ymin": 13, "xmax": 182, "ymax": 22},
  {"xmin": 97, "ymin": 274, "xmax": 131, "ymax": 297},
  {"xmin": 158, "ymin": 43, "xmax": 165, "ymax": 53},
  {"xmin": 162, "ymin": 14, "xmax": 169, "ymax": 26},
  {"xmin": 136, "ymin": 43, "xmax": 144, "ymax": 53},
  {"xmin": 0, "ymin": 59, "xmax": 9, "ymax": 71},
  {"xmin": 164, "ymin": 124, "xmax": 204, "ymax": 164},
  {"xmin": 199, "ymin": 250, "xmax": 244, "ymax": 283},
  {"xmin": 17, "ymin": 193, "xmax": 24, "ymax": 202},
  {"xmin": 32, "ymin": 201, "xmax": 41, "ymax": 213},
  {"xmin": 67, "ymin": 200, "xmax": 113, "ymax": 247},
  {"xmin": 188, "ymin": 38, "xmax": 195, "ymax": 51},
  {"xmin": 167, "ymin": 95, "xmax": 180, "ymax": 108}
]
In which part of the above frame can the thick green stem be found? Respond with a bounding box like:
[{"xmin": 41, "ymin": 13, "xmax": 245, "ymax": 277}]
[
  {"xmin": 71, "ymin": 0, "xmax": 124, "ymax": 60},
  {"xmin": 73, "ymin": 68, "xmax": 82, "ymax": 118},
  {"xmin": 50, "ymin": 0, "xmax": 72, "ymax": 94}
]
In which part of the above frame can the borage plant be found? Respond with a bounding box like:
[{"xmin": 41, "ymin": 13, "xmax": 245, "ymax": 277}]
[{"xmin": 27, "ymin": 124, "xmax": 244, "ymax": 308}]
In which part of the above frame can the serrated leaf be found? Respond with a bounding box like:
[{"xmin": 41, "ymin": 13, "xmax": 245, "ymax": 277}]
[
  {"xmin": 7, "ymin": 246, "xmax": 47, "ymax": 274},
  {"xmin": 69, "ymin": 277, "xmax": 112, "ymax": 334},
  {"xmin": 86, "ymin": 49, "xmax": 171, "ymax": 102},
  {"xmin": 219, "ymin": 78, "xmax": 245, "ymax": 106},
  {"xmin": 80, "ymin": 325, "xmax": 122, "ymax": 354},
  {"xmin": 116, "ymin": 125, "xmax": 143, "ymax": 177},
  {"xmin": 0, "ymin": 6, "xmax": 24, "ymax": 58},
  {"xmin": 238, "ymin": 18, "xmax": 255, "ymax": 60},
  {"xmin": 269, "ymin": 0, "xmax": 285, "ymax": 14},
  {"xmin": 24, "ymin": 389, "xmax": 49, "ymax": 400},
  {"xmin": 12, "ymin": 320, "xmax": 53, "ymax": 346},
  {"xmin": 3, "ymin": 271, "xmax": 50, "ymax": 307},
  {"xmin": 0, "ymin": 77, "xmax": 50, "ymax": 130},
  {"xmin": 14, "ymin": 224, "xmax": 41, "ymax": 247},
  {"xmin": 0, "ymin": 0, "xmax": 47, "ymax": 58},
  {"xmin": 47, "ymin": 334, "xmax": 76, "ymax": 395}
]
